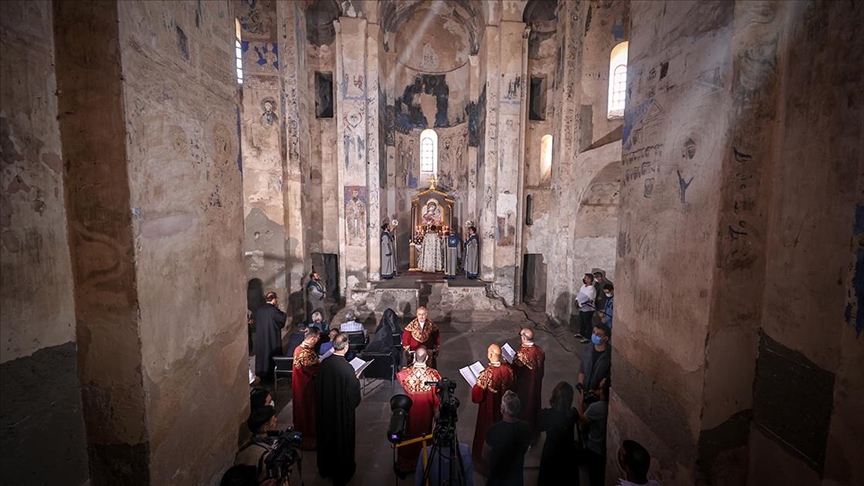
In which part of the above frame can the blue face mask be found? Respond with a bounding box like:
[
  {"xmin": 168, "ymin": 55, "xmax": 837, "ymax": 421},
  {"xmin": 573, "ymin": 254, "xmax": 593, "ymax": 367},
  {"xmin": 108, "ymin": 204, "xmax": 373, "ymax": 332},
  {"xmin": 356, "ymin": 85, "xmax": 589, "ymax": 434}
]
[{"xmin": 591, "ymin": 334, "xmax": 603, "ymax": 345}]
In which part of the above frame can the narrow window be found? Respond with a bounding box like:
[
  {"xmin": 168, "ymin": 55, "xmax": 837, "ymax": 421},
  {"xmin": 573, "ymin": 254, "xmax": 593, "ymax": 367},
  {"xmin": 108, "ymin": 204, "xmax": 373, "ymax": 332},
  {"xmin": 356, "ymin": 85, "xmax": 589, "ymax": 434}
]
[
  {"xmin": 420, "ymin": 129, "xmax": 438, "ymax": 178},
  {"xmin": 235, "ymin": 19, "xmax": 244, "ymax": 85},
  {"xmin": 529, "ymin": 76, "xmax": 547, "ymax": 121},
  {"xmin": 315, "ymin": 72, "xmax": 334, "ymax": 118},
  {"xmin": 540, "ymin": 134, "xmax": 553, "ymax": 181},
  {"xmin": 525, "ymin": 194, "xmax": 534, "ymax": 226},
  {"xmin": 607, "ymin": 41, "xmax": 628, "ymax": 119}
]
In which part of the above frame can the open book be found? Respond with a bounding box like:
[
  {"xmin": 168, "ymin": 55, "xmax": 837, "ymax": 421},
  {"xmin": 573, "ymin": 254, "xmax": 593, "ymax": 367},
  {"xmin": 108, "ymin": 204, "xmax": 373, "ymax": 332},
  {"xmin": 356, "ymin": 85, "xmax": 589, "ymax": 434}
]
[
  {"xmin": 350, "ymin": 357, "xmax": 374, "ymax": 376},
  {"xmin": 501, "ymin": 343, "xmax": 517, "ymax": 364},
  {"xmin": 459, "ymin": 361, "xmax": 486, "ymax": 387},
  {"xmin": 319, "ymin": 348, "xmax": 334, "ymax": 361}
]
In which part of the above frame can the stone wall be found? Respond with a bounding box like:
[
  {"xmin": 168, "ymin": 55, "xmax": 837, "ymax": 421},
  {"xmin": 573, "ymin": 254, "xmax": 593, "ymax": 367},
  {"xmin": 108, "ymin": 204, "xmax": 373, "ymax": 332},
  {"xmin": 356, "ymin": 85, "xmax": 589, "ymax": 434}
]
[
  {"xmin": 0, "ymin": 1, "xmax": 89, "ymax": 484},
  {"xmin": 610, "ymin": 1, "xmax": 864, "ymax": 485},
  {"xmin": 52, "ymin": 0, "xmax": 248, "ymax": 483}
]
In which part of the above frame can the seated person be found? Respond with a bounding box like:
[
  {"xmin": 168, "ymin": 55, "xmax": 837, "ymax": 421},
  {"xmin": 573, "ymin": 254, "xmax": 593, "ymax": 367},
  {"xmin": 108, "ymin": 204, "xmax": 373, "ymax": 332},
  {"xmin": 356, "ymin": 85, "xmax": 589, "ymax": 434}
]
[
  {"xmin": 339, "ymin": 309, "xmax": 366, "ymax": 338},
  {"xmin": 319, "ymin": 327, "xmax": 355, "ymax": 361},
  {"xmin": 365, "ymin": 308, "xmax": 400, "ymax": 354},
  {"xmin": 235, "ymin": 406, "xmax": 279, "ymax": 473},
  {"xmin": 308, "ymin": 311, "xmax": 329, "ymax": 333}
]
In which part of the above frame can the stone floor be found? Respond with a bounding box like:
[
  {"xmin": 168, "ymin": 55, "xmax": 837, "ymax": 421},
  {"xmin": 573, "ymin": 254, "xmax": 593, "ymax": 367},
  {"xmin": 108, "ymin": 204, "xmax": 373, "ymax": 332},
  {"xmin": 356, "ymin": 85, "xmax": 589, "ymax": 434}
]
[{"xmin": 262, "ymin": 304, "xmax": 593, "ymax": 486}]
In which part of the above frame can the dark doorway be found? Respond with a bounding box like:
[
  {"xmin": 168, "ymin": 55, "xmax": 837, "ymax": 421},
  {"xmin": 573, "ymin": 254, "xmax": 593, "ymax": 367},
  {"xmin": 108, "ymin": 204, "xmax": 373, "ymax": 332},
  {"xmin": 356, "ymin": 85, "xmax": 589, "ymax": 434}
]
[{"xmin": 522, "ymin": 254, "xmax": 547, "ymax": 310}]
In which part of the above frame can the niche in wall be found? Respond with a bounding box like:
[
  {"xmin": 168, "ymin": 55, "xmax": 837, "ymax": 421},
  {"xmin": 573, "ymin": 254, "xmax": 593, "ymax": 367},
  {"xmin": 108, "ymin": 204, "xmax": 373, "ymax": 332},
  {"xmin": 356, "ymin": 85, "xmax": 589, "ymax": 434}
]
[
  {"xmin": 315, "ymin": 71, "xmax": 334, "ymax": 118},
  {"xmin": 529, "ymin": 75, "xmax": 547, "ymax": 121}
]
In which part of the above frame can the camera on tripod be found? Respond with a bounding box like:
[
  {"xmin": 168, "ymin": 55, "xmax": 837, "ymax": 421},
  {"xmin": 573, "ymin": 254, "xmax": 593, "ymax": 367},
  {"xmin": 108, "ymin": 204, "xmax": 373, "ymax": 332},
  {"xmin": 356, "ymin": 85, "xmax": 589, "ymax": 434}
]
[
  {"xmin": 425, "ymin": 378, "xmax": 460, "ymax": 444},
  {"xmin": 263, "ymin": 426, "xmax": 302, "ymax": 482}
]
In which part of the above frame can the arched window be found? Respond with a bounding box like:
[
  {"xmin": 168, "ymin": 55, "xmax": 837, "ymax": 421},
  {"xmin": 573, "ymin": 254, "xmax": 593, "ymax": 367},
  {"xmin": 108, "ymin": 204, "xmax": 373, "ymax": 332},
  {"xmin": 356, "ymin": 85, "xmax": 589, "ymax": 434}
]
[
  {"xmin": 540, "ymin": 134, "xmax": 553, "ymax": 181},
  {"xmin": 420, "ymin": 129, "xmax": 438, "ymax": 177},
  {"xmin": 607, "ymin": 41, "xmax": 628, "ymax": 119},
  {"xmin": 235, "ymin": 19, "xmax": 244, "ymax": 84}
]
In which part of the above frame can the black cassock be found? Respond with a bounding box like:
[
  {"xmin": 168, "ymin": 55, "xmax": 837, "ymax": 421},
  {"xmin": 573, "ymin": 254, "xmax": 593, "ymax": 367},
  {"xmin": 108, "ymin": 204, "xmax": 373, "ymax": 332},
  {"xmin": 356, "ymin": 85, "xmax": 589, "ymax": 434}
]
[
  {"xmin": 316, "ymin": 354, "xmax": 362, "ymax": 486},
  {"xmin": 253, "ymin": 303, "xmax": 286, "ymax": 377}
]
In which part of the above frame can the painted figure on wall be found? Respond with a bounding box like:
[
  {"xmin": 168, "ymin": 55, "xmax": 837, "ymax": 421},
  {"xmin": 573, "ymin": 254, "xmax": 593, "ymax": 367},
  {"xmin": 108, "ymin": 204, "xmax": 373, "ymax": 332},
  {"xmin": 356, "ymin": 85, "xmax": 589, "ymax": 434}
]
[
  {"xmin": 381, "ymin": 222, "xmax": 396, "ymax": 279},
  {"xmin": 464, "ymin": 225, "xmax": 479, "ymax": 279},
  {"xmin": 261, "ymin": 99, "xmax": 278, "ymax": 126},
  {"xmin": 345, "ymin": 186, "xmax": 367, "ymax": 246}
]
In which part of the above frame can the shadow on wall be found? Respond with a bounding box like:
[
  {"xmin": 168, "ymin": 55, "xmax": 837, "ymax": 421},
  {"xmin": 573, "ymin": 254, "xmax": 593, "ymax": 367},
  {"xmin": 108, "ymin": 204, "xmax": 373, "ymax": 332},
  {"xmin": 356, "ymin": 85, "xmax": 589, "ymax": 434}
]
[{"xmin": 553, "ymin": 292, "xmax": 572, "ymax": 326}]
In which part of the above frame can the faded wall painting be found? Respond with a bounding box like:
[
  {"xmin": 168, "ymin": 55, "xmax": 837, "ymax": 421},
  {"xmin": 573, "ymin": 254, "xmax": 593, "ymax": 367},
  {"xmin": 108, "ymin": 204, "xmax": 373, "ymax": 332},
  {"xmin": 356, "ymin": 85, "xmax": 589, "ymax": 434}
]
[{"xmin": 345, "ymin": 185, "xmax": 367, "ymax": 246}]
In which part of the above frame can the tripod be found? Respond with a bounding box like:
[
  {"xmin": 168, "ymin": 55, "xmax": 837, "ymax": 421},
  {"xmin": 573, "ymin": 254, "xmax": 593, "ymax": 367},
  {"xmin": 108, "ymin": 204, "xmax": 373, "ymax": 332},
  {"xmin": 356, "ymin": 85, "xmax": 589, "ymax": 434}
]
[{"xmin": 420, "ymin": 423, "xmax": 468, "ymax": 486}]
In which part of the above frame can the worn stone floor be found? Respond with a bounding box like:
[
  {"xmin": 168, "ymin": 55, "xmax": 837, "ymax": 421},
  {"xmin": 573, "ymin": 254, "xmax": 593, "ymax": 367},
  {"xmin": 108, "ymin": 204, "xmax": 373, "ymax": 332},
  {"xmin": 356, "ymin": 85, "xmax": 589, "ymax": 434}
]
[{"xmin": 262, "ymin": 304, "xmax": 592, "ymax": 486}]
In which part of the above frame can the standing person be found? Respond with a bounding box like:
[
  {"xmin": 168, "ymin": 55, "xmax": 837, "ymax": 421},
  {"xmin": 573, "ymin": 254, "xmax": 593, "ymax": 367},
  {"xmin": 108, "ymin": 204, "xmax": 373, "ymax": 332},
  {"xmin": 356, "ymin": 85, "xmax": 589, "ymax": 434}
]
[
  {"xmin": 464, "ymin": 226, "xmax": 480, "ymax": 279},
  {"xmin": 575, "ymin": 274, "xmax": 597, "ymax": 343},
  {"xmin": 537, "ymin": 382, "xmax": 579, "ymax": 486},
  {"xmin": 292, "ymin": 327, "xmax": 320, "ymax": 450},
  {"xmin": 617, "ymin": 439, "xmax": 661, "ymax": 486},
  {"xmin": 402, "ymin": 306, "xmax": 440, "ymax": 368},
  {"xmin": 254, "ymin": 292, "xmax": 286, "ymax": 382},
  {"xmin": 601, "ymin": 283, "xmax": 614, "ymax": 331},
  {"xmin": 578, "ymin": 378, "xmax": 610, "ymax": 486},
  {"xmin": 316, "ymin": 333, "xmax": 362, "ymax": 486},
  {"xmin": 471, "ymin": 344, "xmax": 516, "ymax": 471},
  {"xmin": 512, "ymin": 328, "xmax": 545, "ymax": 442},
  {"xmin": 444, "ymin": 231, "xmax": 462, "ymax": 279},
  {"xmin": 381, "ymin": 222, "xmax": 396, "ymax": 279},
  {"xmin": 306, "ymin": 271, "xmax": 327, "ymax": 321},
  {"xmin": 577, "ymin": 323, "xmax": 611, "ymax": 409},
  {"xmin": 482, "ymin": 391, "xmax": 531, "ymax": 486},
  {"xmin": 395, "ymin": 346, "xmax": 442, "ymax": 475}
]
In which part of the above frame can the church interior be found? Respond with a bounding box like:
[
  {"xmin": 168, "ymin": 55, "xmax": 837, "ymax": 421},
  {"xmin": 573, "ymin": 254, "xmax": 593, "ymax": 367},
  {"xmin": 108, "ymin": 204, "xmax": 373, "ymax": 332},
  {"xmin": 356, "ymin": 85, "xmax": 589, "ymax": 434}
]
[{"xmin": 1, "ymin": 0, "xmax": 862, "ymax": 485}]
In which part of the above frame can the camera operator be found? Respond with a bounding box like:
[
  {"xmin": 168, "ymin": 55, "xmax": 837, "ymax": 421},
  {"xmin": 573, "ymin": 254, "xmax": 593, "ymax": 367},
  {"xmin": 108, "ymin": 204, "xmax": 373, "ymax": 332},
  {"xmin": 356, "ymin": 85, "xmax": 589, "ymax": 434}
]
[
  {"xmin": 235, "ymin": 406, "xmax": 279, "ymax": 474},
  {"xmin": 415, "ymin": 417, "xmax": 474, "ymax": 486},
  {"xmin": 576, "ymin": 323, "xmax": 611, "ymax": 411},
  {"xmin": 395, "ymin": 346, "xmax": 442, "ymax": 476},
  {"xmin": 577, "ymin": 377, "xmax": 610, "ymax": 486}
]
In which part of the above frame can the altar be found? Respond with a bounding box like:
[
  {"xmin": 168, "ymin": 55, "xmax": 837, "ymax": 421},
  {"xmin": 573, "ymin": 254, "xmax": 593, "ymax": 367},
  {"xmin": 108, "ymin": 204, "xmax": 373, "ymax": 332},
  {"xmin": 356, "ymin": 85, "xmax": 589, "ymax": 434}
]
[{"xmin": 408, "ymin": 186, "xmax": 455, "ymax": 272}]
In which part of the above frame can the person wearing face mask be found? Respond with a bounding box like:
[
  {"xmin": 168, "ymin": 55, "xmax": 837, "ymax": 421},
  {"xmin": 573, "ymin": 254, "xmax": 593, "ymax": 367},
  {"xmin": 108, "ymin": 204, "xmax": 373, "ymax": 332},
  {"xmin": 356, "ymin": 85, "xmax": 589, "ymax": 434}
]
[
  {"xmin": 576, "ymin": 323, "xmax": 611, "ymax": 411},
  {"xmin": 402, "ymin": 306, "xmax": 440, "ymax": 368},
  {"xmin": 601, "ymin": 283, "xmax": 614, "ymax": 331},
  {"xmin": 616, "ymin": 439, "xmax": 661, "ymax": 486}
]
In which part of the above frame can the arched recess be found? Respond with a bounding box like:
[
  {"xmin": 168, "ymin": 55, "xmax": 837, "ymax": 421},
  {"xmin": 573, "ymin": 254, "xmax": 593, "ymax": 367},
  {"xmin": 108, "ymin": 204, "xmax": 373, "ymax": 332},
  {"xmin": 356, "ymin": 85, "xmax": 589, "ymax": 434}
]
[
  {"xmin": 306, "ymin": 0, "xmax": 341, "ymax": 46},
  {"xmin": 572, "ymin": 161, "xmax": 621, "ymax": 282},
  {"xmin": 380, "ymin": 0, "xmax": 485, "ymax": 54},
  {"xmin": 540, "ymin": 134, "xmax": 553, "ymax": 181}
]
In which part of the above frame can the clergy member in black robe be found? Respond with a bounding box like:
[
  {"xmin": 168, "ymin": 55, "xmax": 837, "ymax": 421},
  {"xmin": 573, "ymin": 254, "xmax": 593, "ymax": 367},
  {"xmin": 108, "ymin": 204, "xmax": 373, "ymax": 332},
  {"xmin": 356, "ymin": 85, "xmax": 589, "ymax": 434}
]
[
  {"xmin": 254, "ymin": 292, "xmax": 287, "ymax": 380},
  {"xmin": 316, "ymin": 334, "xmax": 362, "ymax": 486}
]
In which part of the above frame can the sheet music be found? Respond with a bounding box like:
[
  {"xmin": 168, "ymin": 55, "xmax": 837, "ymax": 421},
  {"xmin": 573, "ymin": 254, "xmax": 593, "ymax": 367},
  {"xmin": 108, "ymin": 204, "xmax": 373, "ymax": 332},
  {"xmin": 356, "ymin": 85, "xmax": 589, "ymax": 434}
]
[
  {"xmin": 319, "ymin": 348, "xmax": 334, "ymax": 361},
  {"xmin": 459, "ymin": 361, "xmax": 485, "ymax": 387},
  {"xmin": 350, "ymin": 357, "xmax": 374, "ymax": 376},
  {"xmin": 501, "ymin": 343, "xmax": 516, "ymax": 364}
]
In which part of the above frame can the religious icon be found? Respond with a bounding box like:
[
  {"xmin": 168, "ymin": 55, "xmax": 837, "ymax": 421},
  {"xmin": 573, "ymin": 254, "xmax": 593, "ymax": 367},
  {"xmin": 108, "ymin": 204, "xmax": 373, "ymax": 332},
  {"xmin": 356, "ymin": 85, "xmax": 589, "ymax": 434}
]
[{"xmin": 421, "ymin": 200, "xmax": 443, "ymax": 227}]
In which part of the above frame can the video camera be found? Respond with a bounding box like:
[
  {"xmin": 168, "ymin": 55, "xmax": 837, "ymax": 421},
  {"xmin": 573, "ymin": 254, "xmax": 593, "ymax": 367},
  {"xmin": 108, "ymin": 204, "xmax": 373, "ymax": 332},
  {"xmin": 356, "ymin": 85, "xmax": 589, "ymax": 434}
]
[
  {"xmin": 576, "ymin": 382, "xmax": 600, "ymax": 405},
  {"xmin": 263, "ymin": 426, "xmax": 302, "ymax": 481},
  {"xmin": 424, "ymin": 378, "xmax": 460, "ymax": 445}
]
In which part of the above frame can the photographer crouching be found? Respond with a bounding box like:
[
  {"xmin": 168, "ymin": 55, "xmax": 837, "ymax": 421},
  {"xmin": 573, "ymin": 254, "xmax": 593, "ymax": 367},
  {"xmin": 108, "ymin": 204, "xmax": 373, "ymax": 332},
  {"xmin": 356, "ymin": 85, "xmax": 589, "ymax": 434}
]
[{"xmin": 232, "ymin": 406, "xmax": 302, "ymax": 486}]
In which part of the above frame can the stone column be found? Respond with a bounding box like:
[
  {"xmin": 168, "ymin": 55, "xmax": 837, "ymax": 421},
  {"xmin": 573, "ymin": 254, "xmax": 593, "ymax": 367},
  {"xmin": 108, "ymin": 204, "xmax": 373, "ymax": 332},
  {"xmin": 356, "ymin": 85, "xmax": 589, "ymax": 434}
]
[
  {"xmin": 335, "ymin": 16, "xmax": 380, "ymax": 294},
  {"xmin": 277, "ymin": 1, "xmax": 311, "ymax": 321},
  {"xmin": 479, "ymin": 24, "xmax": 500, "ymax": 283},
  {"xmin": 237, "ymin": 0, "xmax": 288, "ymax": 310},
  {"xmin": 545, "ymin": 0, "xmax": 586, "ymax": 322},
  {"xmin": 491, "ymin": 20, "xmax": 529, "ymax": 305},
  {"xmin": 53, "ymin": 1, "xmax": 248, "ymax": 483},
  {"xmin": 0, "ymin": 2, "xmax": 89, "ymax": 484}
]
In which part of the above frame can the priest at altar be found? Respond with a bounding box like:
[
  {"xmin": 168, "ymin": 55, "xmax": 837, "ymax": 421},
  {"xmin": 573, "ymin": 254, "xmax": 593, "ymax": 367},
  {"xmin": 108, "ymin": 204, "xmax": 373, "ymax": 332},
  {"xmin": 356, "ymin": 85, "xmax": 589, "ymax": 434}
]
[{"xmin": 417, "ymin": 226, "xmax": 444, "ymax": 273}]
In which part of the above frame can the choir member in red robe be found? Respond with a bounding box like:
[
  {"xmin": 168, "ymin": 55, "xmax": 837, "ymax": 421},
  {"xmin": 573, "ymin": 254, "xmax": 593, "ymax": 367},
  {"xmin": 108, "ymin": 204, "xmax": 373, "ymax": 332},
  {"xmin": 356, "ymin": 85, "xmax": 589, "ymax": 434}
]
[
  {"xmin": 395, "ymin": 346, "xmax": 442, "ymax": 474},
  {"xmin": 292, "ymin": 327, "xmax": 320, "ymax": 450},
  {"xmin": 471, "ymin": 343, "xmax": 516, "ymax": 471},
  {"xmin": 401, "ymin": 306, "xmax": 441, "ymax": 368},
  {"xmin": 512, "ymin": 328, "xmax": 545, "ymax": 442}
]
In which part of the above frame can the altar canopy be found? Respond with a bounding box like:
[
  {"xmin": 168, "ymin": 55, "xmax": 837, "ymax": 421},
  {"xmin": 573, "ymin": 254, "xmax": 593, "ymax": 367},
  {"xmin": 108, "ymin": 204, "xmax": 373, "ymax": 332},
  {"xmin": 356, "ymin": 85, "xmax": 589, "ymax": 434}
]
[{"xmin": 409, "ymin": 186, "xmax": 455, "ymax": 272}]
